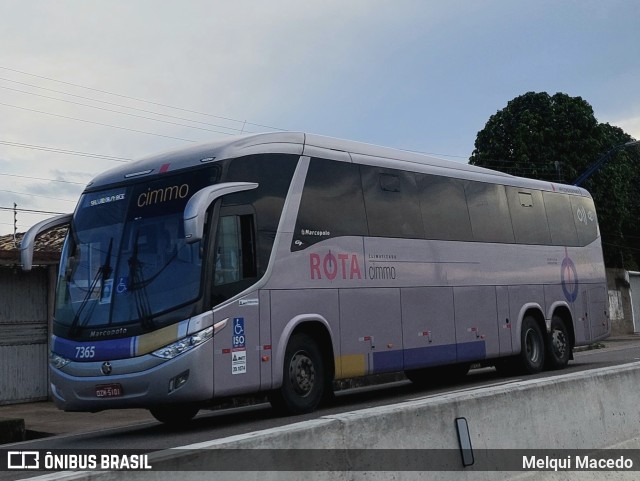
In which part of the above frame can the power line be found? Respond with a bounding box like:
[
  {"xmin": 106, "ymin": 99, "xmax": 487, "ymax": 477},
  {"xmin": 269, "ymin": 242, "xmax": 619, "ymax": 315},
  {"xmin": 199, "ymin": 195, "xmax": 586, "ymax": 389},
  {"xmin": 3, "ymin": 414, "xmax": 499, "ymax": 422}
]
[
  {"xmin": 0, "ymin": 77, "xmax": 257, "ymax": 134},
  {"xmin": 0, "ymin": 85, "xmax": 244, "ymax": 137},
  {"xmin": 0, "ymin": 205, "xmax": 67, "ymax": 215},
  {"xmin": 0, "ymin": 65, "xmax": 285, "ymax": 131},
  {"xmin": 0, "ymin": 102, "xmax": 198, "ymax": 143},
  {"xmin": 0, "ymin": 140, "xmax": 131, "ymax": 162},
  {"xmin": 0, "ymin": 66, "xmax": 474, "ymax": 171},
  {"xmin": 0, "ymin": 172, "xmax": 86, "ymax": 186},
  {"xmin": 401, "ymin": 148, "xmax": 469, "ymax": 160},
  {"xmin": 0, "ymin": 188, "xmax": 77, "ymax": 203}
]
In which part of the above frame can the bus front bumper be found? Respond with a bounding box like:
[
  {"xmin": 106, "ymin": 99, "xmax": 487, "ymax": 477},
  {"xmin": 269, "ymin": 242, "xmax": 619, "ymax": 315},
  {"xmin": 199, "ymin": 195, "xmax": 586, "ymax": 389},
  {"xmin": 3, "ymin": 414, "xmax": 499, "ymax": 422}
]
[{"xmin": 49, "ymin": 340, "xmax": 214, "ymax": 412}]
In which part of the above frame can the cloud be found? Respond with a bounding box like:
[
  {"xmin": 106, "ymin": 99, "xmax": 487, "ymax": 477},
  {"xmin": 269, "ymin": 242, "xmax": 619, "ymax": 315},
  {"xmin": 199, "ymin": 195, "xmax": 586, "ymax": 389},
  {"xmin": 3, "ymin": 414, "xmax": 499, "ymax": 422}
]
[
  {"xmin": 1, "ymin": 0, "xmax": 640, "ymax": 234},
  {"xmin": 613, "ymin": 116, "xmax": 640, "ymax": 141}
]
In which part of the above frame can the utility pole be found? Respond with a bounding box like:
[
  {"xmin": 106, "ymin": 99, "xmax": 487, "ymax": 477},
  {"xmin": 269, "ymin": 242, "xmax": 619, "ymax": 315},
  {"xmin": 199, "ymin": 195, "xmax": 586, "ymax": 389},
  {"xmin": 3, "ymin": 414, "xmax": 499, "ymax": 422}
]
[
  {"xmin": 13, "ymin": 203, "xmax": 18, "ymax": 247},
  {"xmin": 574, "ymin": 140, "xmax": 640, "ymax": 186}
]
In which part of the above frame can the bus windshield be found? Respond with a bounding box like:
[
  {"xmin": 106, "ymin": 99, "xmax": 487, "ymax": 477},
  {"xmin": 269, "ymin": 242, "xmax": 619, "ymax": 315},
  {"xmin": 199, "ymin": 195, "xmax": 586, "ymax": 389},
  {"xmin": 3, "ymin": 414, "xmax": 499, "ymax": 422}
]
[{"xmin": 55, "ymin": 168, "xmax": 219, "ymax": 335}]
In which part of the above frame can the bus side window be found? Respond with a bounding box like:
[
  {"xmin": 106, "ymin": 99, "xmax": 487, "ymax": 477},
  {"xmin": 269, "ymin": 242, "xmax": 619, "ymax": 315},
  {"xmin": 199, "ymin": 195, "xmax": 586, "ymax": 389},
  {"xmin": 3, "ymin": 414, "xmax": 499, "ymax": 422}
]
[
  {"xmin": 465, "ymin": 182, "xmax": 515, "ymax": 244},
  {"xmin": 506, "ymin": 187, "xmax": 551, "ymax": 245},
  {"xmin": 570, "ymin": 196, "xmax": 599, "ymax": 246},
  {"xmin": 417, "ymin": 174, "xmax": 472, "ymax": 241},
  {"xmin": 361, "ymin": 166, "xmax": 424, "ymax": 239},
  {"xmin": 292, "ymin": 158, "xmax": 368, "ymax": 251},
  {"xmin": 543, "ymin": 192, "xmax": 579, "ymax": 246}
]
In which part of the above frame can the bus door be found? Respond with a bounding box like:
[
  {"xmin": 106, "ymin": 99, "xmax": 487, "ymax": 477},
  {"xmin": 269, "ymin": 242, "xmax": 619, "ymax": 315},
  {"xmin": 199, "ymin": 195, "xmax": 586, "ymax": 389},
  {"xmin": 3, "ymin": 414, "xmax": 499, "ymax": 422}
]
[
  {"xmin": 210, "ymin": 206, "xmax": 262, "ymax": 397},
  {"xmin": 453, "ymin": 286, "xmax": 501, "ymax": 362},
  {"xmin": 401, "ymin": 287, "xmax": 457, "ymax": 370},
  {"xmin": 496, "ymin": 286, "xmax": 513, "ymax": 354},
  {"xmin": 339, "ymin": 288, "xmax": 404, "ymax": 376},
  {"xmin": 586, "ymin": 285, "xmax": 608, "ymax": 340}
]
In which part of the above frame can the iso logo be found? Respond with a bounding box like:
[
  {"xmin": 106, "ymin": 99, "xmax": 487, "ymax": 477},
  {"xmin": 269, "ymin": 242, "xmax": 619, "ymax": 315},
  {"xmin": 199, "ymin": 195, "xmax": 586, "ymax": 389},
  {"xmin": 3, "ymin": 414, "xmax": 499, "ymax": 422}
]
[{"xmin": 7, "ymin": 451, "xmax": 40, "ymax": 469}]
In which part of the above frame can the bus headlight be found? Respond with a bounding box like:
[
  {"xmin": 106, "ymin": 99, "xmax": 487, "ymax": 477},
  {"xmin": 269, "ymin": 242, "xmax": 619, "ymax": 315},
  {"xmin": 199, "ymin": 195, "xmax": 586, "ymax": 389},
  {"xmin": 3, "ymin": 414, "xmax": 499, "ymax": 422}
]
[
  {"xmin": 152, "ymin": 326, "xmax": 214, "ymax": 360},
  {"xmin": 50, "ymin": 352, "xmax": 71, "ymax": 369}
]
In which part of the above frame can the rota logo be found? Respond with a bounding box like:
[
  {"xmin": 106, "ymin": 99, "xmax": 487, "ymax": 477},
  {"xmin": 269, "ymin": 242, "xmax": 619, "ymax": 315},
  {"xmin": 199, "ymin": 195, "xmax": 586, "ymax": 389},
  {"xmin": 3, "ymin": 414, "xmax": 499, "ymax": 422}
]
[{"xmin": 310, "ymin": 251, "xmax": 362, "ymax": 280}]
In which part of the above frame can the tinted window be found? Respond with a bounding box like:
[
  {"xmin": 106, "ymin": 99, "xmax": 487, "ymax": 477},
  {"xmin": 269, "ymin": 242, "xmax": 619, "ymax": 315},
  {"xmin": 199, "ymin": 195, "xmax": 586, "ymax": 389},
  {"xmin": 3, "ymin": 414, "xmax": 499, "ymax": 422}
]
[
  {"xmin": 292, "ymin": 158, "xmax": 367, "ymax": 251},
  {"xmin": 542, "ymin": 191, "xmax": 579, "ymax": 246},
  {"xmin": 506, "ymin": 187, "xmax": 551, "ymax": 245},
  {"xmin": 465, "ymin": 182, "xmax": 514, "ymax": 243},
  {"xmin": 571, "ymin": 196, "xmax": 599, "ymax": 246},
  {"xmin": 361, "ymin": 166, "xmax": 424, "ymax": 239},
  {"xmin": 211, "ymin": 211, "xmax": 258, "ymax": 306},
  {"xmin": 222, "ymin": 153, "xmax": 298, "ymax": 273},
  {"xmin": 417, "ymin": 174, "xmax": 472, "ymax": 241}
]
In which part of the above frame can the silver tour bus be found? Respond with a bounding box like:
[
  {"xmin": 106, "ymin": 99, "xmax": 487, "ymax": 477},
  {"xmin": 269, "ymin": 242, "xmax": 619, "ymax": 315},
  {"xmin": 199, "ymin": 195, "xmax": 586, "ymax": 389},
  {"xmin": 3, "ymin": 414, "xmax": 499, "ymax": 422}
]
[{"xmin": 21, "ymin": 132, "xmax": 608, "ymax": 424}]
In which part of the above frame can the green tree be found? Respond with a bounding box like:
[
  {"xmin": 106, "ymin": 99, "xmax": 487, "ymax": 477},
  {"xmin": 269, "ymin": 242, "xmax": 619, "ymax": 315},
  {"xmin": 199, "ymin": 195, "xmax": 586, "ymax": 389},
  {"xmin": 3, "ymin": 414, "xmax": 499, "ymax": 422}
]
[{"xmin": 469, "ymin": 91, "xmax": 639, "ymax": 269}]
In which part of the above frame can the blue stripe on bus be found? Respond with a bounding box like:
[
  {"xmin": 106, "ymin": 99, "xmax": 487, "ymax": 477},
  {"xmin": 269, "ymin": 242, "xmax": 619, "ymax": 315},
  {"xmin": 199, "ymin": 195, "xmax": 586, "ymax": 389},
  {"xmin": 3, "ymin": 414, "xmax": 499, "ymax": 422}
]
[
  {"xmin": 403, "ymin": 344, "xmax": 458, "ymax": 370},
  {"xmin": 52, "ymin": 335, "xmax": 134, "ymax": 362},
  {"xmin": 364, "ymin": 340, "xmax": 488, "ymax": 374},
  {"xmin": 456, "ymin": 340, "xmax": 486, "ymax": 362},
  {"xmin": 399, "ymin": 341, "xmax": 486, "ymax": 371},
  {"xmin": 372, "ymin": 350, "xmax": 405, "ymax": 373}
]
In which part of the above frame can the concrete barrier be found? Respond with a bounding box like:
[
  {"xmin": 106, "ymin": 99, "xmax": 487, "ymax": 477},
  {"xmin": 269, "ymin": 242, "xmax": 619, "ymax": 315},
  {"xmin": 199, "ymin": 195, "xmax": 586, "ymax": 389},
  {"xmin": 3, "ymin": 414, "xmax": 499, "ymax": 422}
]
[{"xmin": 23, "ymin": 362, "xmax": 640, "ymax": 480}]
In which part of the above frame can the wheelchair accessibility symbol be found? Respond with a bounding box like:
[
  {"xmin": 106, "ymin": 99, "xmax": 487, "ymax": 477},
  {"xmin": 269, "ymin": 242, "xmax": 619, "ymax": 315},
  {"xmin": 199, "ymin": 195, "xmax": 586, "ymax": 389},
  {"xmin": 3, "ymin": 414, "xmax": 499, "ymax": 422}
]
[
  {"xmin": 116, "ymin": 277, "xmax": 129, "ymax": 294},
  {"xmin": 234, "ymin": 318, "xmax": 244, "ymax": 336},
  {"xmin": 232, "ymin": 318, "xmax": 245, "ymax": 349}
]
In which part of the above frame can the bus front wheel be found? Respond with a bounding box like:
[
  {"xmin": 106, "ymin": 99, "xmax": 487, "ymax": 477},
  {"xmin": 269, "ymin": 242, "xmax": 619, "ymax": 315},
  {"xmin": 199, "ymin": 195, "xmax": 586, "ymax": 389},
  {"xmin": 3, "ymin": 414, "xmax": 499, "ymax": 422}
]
[{"xmin": 269, "ymin": 333, "xmax": 326, "ymax": 415}]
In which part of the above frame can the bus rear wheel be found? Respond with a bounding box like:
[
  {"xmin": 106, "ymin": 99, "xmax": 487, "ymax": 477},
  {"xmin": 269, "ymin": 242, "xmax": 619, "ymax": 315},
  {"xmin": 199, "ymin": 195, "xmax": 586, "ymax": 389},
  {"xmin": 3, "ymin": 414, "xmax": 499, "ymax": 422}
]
[
  {"xmin": 149, "ymin": 404, "xmax": 199, "ymax": 426},
  {"xmin": 545, "ymin": 315, "xmax": 571, "ymax": 370},
  {"xmin": 519, "ymin": 316, "xmax": 545, "ymax": 374},
  {"xmin": 269, "ymin": 333, "xmax": 326, "ymax": 415}
]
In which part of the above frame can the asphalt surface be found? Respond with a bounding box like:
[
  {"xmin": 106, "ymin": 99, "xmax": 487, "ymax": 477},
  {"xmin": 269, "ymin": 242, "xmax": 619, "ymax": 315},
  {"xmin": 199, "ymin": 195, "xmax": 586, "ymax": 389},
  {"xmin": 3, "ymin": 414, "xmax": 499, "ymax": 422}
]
[{"xmin": 1, "ymin": 334, "xmax": 640, "ymax": 445}]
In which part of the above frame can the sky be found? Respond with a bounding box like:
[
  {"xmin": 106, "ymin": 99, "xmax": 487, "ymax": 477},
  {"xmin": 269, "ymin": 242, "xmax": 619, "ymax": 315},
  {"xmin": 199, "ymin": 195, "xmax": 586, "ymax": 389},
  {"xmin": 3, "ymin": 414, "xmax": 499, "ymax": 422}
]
[{"xmin": 1, "ymin": 0, "xmax": 639, "ymax": 236}]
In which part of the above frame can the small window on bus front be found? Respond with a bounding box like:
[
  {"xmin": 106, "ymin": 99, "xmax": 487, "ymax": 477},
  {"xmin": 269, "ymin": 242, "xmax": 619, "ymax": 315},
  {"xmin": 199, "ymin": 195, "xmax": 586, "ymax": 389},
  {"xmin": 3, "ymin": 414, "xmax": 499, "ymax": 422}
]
[
  {"xmin": 211, "ymin": 212, "xmax": 257, "ymax": 306},
  {"xmin": 223, "ymin": 153, "xmax": 298, "ymax": 272}
]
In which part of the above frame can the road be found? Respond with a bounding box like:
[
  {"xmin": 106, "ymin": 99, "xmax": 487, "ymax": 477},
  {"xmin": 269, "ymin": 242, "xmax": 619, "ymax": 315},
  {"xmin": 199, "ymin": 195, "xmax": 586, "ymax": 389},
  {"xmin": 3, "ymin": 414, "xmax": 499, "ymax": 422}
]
[
  {"xmin": 3, "ymin": 342, "xmax": 638, "ymax": 479},
  {"xmin": 5, "ymin": 340, "xmax": 640, "ymax": 456}
]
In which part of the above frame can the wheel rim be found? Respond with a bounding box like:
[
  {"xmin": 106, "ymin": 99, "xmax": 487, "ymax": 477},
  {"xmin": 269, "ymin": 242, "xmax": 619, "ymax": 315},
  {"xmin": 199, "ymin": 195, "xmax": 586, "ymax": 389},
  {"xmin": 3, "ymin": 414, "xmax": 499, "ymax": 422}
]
[
  {"xmin": 524, "ymin": 328, "xmax": 540, "ymax": 364},
  {"xmin": 288, "ymin": 350, "xmax": 316, "ymax": 397},
  {"xmin": 552, "ymin": 328, "xmax": 567, "ymax": 359}
]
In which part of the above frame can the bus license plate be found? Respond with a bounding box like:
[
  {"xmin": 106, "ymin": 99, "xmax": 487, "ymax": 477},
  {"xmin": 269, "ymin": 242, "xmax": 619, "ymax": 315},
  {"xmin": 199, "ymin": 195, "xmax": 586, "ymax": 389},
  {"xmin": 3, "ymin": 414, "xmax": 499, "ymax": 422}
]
[{"xmin": 95, "ymin": 383, "xmax": 123, "ymax": 398}]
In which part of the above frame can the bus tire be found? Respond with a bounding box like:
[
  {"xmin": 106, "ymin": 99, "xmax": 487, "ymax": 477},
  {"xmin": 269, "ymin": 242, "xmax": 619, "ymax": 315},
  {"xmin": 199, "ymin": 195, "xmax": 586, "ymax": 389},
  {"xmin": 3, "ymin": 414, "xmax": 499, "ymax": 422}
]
[
  {"xmin": 149, "ymin": 404, "xmax": 199, "ymax": 426},
  {"xmin": 545, "ymin": 315, "xmax": 571, "ymax": 370},
  {"xmin": 269, "ymin": 333, "xmax": 326, "ymax": 415},
  {"xmin": 519, "ymin": 315, "xmax": 545, "ymax": 374}
]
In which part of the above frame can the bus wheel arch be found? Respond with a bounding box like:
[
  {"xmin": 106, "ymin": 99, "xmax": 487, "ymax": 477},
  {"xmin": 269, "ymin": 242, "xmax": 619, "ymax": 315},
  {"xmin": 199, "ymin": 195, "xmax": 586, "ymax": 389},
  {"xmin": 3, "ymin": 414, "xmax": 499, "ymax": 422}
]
[
  {"xmin": 545, "ymin": 307, "xmax": 574, "ymax": 369},
  {"xmin": 269, "ymin": 319, "xmax": 335, "ymax": 414}
]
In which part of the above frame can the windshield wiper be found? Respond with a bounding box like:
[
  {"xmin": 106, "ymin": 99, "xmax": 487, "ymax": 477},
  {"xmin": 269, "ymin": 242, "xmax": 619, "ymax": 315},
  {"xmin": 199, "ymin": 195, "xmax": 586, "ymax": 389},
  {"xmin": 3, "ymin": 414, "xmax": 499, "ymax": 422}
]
[
  {"xmin": 128, "ymin": 230, "xmax": 155, "ymax": 330},
  {"xmin": 69, "ymin": 238, "xmax": 113, "ymax": 338}
]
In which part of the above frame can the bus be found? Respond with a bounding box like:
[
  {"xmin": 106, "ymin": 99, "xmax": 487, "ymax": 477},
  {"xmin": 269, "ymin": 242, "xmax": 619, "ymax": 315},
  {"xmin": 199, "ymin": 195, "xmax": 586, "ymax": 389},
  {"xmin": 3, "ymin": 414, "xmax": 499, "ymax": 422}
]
[{"xmin": 21, "ymin": 132, "xmax": 608, "ymax": 424}]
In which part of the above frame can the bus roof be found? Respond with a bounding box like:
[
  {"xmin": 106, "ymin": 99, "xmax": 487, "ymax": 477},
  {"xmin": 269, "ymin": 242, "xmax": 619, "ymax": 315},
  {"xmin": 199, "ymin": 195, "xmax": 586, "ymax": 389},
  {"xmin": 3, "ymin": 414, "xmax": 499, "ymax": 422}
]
[{"xmin": 85, "ymin": 132, "xmax": 590, "ymax": 196}]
